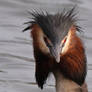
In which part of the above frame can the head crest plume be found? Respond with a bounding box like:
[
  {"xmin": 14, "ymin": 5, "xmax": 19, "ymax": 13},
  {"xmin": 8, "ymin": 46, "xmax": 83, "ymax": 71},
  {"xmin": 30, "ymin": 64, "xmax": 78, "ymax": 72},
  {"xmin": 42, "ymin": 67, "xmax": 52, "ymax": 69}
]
[{"xmin": 23, "ymin": 7, "xmax": 82, "ymax": 44}]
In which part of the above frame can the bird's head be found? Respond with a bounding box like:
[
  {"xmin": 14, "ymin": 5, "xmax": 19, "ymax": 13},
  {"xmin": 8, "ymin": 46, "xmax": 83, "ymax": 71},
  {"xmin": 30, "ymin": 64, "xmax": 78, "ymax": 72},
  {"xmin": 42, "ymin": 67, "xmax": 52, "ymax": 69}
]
[{"xmin": 23, "ymin": 7, "xmax": 81, "ymax": 63}]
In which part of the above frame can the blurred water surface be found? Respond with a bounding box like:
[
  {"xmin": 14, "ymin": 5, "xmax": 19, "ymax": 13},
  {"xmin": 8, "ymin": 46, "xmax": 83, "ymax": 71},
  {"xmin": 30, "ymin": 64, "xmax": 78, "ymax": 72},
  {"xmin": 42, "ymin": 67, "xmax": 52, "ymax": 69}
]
[{"xmin": 0, "ymin": 0, "xmax": 92, "ymax": 92}]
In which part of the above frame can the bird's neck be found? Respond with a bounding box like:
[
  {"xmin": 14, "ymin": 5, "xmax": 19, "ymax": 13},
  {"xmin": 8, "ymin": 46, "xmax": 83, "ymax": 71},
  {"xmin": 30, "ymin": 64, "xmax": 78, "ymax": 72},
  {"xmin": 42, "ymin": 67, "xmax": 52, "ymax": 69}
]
[{"xmin": 53, "ymin": 70, "xmax": 82, "ymax": 92}]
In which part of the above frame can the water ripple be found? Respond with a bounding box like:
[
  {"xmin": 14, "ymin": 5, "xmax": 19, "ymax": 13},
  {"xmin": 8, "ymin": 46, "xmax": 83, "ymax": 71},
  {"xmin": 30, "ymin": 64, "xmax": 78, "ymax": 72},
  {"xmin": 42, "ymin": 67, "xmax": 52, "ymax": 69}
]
[
  {"xmin": 0, "ymin": 53, "xmax": 34, "ymax": 62},
  {"xmin": 0, "ymin": 40, "xmax": 32, "ymax": 45}
]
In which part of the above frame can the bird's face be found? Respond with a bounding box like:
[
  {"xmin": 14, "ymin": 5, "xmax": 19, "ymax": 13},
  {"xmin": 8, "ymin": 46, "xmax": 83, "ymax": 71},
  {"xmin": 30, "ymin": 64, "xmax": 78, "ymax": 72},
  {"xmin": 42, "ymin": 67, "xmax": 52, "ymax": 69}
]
[
  {"xmin": 23, "ymin": 8, "xmax": 78, "ymax": 63},
  {"xmin": 41, "ymin": 26, "xmax": 75, "ymax": 63},
  {"xmin": 30, "ymin": 24, "xmax": 76, "ymax": 63},
  {"xmin": 30, "ymin": 23, "xmax": 71, "ymax": 63},
  {"xmin": 42, "ymin": 30, "xmax": 68, "ymax": 63}
]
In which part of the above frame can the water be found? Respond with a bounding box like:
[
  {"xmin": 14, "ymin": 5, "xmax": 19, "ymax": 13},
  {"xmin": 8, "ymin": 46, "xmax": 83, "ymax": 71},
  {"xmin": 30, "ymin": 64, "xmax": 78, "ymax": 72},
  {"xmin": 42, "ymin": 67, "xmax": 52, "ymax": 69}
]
[{"xmin": 0, "ymin": 0, "xmax": 92, "ymax": 92}]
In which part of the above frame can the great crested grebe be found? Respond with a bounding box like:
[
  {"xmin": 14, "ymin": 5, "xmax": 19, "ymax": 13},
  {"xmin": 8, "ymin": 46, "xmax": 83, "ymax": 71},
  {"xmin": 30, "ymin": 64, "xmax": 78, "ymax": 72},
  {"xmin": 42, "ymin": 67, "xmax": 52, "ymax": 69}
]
[{"xmin": 23, "ymin": 7, "xmax": 88, "ymax": 92}]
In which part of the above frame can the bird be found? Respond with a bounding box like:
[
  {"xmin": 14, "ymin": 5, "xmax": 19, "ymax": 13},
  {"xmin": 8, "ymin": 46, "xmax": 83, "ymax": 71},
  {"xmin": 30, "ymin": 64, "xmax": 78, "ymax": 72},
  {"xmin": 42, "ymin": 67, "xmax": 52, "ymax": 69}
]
[{"xmin": 23, "ymin": 7, "xmax": 88, "ymax": 92}]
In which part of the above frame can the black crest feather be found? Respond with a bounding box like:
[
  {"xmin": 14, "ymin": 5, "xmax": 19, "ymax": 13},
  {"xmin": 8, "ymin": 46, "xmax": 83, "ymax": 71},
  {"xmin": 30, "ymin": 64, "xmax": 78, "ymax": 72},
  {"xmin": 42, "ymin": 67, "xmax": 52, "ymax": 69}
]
[{"xmin": 23, "ymin": 7, "xmax": 82, "ymax": 45}]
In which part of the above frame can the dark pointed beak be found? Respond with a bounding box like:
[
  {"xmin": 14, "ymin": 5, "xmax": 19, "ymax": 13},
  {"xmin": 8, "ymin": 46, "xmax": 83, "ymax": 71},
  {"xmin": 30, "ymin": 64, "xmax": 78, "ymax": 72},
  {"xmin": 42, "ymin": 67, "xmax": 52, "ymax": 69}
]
[{"xmin": 50, "ymin": 45, "xmax": 62, "ymax": 63}]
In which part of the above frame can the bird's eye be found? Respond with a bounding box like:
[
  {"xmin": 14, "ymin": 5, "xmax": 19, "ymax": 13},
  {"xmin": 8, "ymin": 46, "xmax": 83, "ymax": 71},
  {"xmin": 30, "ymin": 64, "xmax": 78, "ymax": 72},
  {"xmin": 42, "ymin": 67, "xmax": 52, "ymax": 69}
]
[
  {"xmin": 44, "ymin": 36, "xmax": 52, "ymax": 47},
  {"xmin": 44, "ymin": 37, "xmax": 47, "ymax": 43},
  {"xmin": 61, "ymin": 36, "xmax": 67, "ymax": 47},
  {"xmin": 63, "ymin": 37, "xmax": 67, "ymax": 43}
]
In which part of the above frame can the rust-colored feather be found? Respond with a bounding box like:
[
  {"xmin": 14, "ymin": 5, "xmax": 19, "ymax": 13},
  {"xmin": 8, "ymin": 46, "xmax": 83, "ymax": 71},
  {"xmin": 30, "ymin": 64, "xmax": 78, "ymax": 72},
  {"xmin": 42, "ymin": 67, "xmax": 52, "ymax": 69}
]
[
  {"xmin": 59, "ymin": 27, "xmax": 87, "ymax": 85},
  {"xmin": 31, "ymin": 24, "xmax": 56, "ymax": 89}
]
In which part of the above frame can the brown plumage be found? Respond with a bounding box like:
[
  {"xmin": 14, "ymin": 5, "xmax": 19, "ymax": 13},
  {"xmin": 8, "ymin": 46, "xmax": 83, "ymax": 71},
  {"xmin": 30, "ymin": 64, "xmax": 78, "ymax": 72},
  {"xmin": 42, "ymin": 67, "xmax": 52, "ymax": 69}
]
[
  {"xmin": 31, "ymin": 24, "xmax": 57, "ymax": 89},
  {"xmin": 59, "ymin": 27, "xmax": 87, "ymax": 85},
  {"xmin": 23, "ymin": 7, "xmax": 88, "ymax": 92}
]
